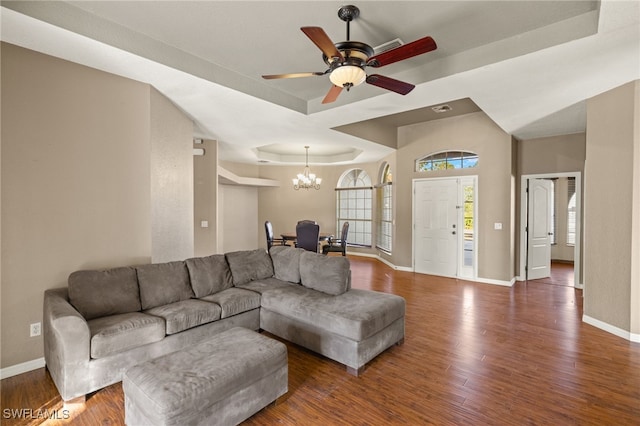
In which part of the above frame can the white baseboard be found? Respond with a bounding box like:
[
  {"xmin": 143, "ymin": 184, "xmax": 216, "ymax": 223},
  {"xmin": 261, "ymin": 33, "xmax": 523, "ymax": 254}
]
[
  {"xmin": 583, "ymin": 315, "xmax": 640, "ymax": 343},
  {"xmin": 0, "ymin": 357, "xmax": 45, "ymax": 380},
  {"xmin": 474, "ymin": 276, "xmax": 516, "ymax": 287}
]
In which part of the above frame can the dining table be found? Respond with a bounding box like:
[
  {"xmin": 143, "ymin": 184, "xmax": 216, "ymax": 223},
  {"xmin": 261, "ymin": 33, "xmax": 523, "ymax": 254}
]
[{"xmin": 280, "ymin": 232, "xmax": 334, "ymax": 245}]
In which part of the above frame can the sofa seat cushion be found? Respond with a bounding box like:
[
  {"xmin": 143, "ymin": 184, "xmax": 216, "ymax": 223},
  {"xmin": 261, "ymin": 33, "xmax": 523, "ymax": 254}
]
[
  {"xmin": 261, "ymin": 287, "xmax": 405, "ymax": 341},
  {"xmin": 68, "ymin": 266, "xmax": 141, "ymax": 320},
  {"xmin": 88, "ymin": 312, "xmax": 165, "ymax": 359},
  {"xmin": 235, "ymin": 277, "xmax": 297, "ymax": 294},
  {"xmin": 199, "ymin": 288, "xmax": 261, "ymax": 319},
  {"xmin": 144, "ymin": 299, "xmax": 222, "ymax": 335}
]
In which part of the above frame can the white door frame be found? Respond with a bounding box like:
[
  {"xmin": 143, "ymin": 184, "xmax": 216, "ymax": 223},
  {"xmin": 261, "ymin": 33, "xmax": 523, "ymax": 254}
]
[
  {"xmin": 519, "ymin": 172, "xmax": 582, "ymax": 287},
  {"xmin": 413, "ymin": 176, "xmax": 478, "ymax": 280}
]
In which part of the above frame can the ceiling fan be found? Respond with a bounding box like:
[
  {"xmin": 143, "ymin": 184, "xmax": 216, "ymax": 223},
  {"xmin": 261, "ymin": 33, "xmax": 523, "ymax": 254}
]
[{"xmin": 262, "ymin": 4, "xmax": 437, "ymax": 104}]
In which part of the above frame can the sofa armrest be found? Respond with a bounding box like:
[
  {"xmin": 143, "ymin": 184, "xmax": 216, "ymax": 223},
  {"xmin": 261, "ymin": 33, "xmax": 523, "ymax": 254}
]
[{"xmin": 43, "ymin": 288, "xmax": 91, "ymax": 400}]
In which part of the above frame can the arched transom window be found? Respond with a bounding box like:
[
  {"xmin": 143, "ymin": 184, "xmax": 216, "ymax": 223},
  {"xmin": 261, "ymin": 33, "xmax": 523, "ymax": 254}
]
[{"xmin": 416, "ymin": 151, "xmax": 478, "ymax": 172}]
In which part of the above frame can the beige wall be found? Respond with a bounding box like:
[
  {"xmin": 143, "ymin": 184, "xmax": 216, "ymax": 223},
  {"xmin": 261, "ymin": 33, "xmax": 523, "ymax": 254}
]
[
  {"xmin": 150, "ymin": 88, "xmax": 194, "ymax": 263},
  {"xmin": 518, "ymin": 133, "xmax": 586, "ymax": 176},
  {"xmin": 194, "ymin": 139, "xmax": 219, "ymax": 256},
  {"xmin": 1, "ymin": 44, "xmax": 192, "ymax": 369},
  {"xmin": 220, "ymin": 184, "xmax": 259, "ymax": 252},
  {"xmin": 584, "ymin": 81, "xmax": 639, "ymax": 335},
  {"xmin": 396, "ymin": 112, "xmax": 514, "ymax": 281}
]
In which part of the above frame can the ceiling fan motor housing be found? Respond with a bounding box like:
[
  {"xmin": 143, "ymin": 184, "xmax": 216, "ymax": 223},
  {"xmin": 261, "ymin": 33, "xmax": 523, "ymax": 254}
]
[{"xmin": 323, "ymin": 41, "xmax": 374, "ymax": 69}]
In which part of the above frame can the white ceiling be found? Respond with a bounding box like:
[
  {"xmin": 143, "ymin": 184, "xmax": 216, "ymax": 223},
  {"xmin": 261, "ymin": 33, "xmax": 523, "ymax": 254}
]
[{"xmin": 2, "ymin": 1, "xmax": 639, "ymax": 165}]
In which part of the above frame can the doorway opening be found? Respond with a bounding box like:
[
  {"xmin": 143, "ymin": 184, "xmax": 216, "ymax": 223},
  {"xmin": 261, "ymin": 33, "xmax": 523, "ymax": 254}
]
[{"xmin": 520, "ymin": 172, "xmax": 581, "ymax": 288}]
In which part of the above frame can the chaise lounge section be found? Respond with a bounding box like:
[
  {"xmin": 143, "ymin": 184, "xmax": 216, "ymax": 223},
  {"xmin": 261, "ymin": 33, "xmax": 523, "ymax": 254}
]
[{"xmin": 44, "ymin": 246, "xmax": 405, "ymax": 402}]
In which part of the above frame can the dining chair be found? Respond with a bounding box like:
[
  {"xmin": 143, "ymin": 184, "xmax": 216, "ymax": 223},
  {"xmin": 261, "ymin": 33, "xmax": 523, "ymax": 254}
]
[
  {"xmin": 265, "ymin": 220, "xmax": 289, "ymax": 250},
  {"xmin": 323, "ymin": 222, "xmax": 349, "ymax": 256},
  {"xmin": 297, "ymin": 219, "xmax": 317, "ymax": 226},
  {"xmin": 295, "ymin": 221, "xmax": 320, "ymax": 252}
]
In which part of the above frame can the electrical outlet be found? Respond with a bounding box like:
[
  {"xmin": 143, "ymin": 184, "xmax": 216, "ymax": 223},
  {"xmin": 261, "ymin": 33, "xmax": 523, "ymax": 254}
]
[{"xmin": 30, "ymin": 322, "xmax": 41, "ymax": 337}]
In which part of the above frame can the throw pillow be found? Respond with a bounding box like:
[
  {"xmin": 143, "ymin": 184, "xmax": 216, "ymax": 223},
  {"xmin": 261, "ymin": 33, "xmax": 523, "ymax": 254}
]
[
  {"xmin": 136, "ymin": 261, "xmax": 193, "ymax": 310},
  {"xmin": 269, "ymin": 246, "xmax": 304, "ymax": 283},
  {"xmin": 225, "ymin": 249, "xmax": 274, "ymax": 285},
  {"xmin": 68, "ymin": 266, "xmax": 141, "ymax": 320},
  {"xmin": 185, "ymin": 255, "xmax": 233, "ymax": 298},
  {"xmin": 299, "ymin": 251, "xmax": 351, "ymax": 296}
]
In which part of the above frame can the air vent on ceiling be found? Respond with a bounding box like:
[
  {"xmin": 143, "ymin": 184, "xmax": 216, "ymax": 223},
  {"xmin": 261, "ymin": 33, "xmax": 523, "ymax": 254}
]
[
  {"xmin": 373, "ymin": 38, "xmax": 404, "ymax": 55},
  {"xmin": 432, "ymin": 104, "xmax": 452, "ymax": 113}
]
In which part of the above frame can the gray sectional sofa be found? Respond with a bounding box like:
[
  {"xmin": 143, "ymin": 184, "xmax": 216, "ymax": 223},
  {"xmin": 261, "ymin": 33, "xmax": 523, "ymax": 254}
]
[{"xmin": 44, "ymin": 246, "xmax": 405, "ymax": 402}]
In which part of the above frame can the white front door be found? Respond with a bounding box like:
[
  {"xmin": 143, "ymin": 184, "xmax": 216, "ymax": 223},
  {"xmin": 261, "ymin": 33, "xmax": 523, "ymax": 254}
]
[
  {"xmin": 527, "ymin": 179, "xmax": 552, "ymax": 280},
  {"xmin": 414, "ymin": 179, "xmax": 458, "ymax": 277}
]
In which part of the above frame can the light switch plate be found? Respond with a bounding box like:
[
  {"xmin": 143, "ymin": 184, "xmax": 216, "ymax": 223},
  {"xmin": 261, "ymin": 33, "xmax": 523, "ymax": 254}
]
[{"xmin": 494, "ymin": 222, "xmax": 503, "ymax": 230}]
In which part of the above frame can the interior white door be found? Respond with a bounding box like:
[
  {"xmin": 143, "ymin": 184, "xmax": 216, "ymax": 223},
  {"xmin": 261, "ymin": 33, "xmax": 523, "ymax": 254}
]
[
  {"xmin": 527, "ymin": 179, "xmax": 552, "ymax": 280},
  {"xmin": 414, "ymin": 179, "xmax": 458, "ymax": 277}
]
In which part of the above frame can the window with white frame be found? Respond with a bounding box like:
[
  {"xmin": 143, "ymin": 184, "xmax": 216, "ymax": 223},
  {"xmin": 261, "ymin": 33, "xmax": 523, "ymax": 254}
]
[
  {"xmin": 336, "ymin": 169, "xmax": 372, "ymax": 247},
  {"xmin": 376, "ymin": 163, "xmax": 392, "ymax": 253}
]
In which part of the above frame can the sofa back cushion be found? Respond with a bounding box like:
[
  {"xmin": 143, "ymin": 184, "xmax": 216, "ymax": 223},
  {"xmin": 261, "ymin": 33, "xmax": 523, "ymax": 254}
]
[
  {"xmin": 225, "ymin": 249, "xmax": 274, "ymax": 286},
  {"xmin": 68, "ymin": 266, "xmax": 141, "ymax": 320},
  {"xmin": 269, "ymin": 246, "xmax": 304, "ymax": 283},
  {"xmin": 185, "ymin": 255, "xmax": 233, "ymax": 298},
  {"xmin": 136, "ymin": 261, "xmax": 193, "ymax": 310},
  {"xmin": 299, "ymin": 251, "xmax": 351, "ymax": 296}
]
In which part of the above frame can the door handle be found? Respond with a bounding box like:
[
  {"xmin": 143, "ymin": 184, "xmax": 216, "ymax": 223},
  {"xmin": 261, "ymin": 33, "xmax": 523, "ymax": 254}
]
[{"xmin": 452, "ymin": 231, "xmax": 456, "ymax": 235}]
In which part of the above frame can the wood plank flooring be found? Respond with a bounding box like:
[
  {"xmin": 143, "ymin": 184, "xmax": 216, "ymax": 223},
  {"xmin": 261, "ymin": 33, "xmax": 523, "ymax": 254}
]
[{"xmin": 2, "ymin": 257, "xmax": 639, "ymax": 425}]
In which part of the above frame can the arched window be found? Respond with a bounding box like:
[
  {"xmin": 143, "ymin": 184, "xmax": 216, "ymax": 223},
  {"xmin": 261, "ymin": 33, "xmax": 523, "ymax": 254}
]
[
  {"xmin": 416, "ymin": 151, "xmax": 478, "ymax": 172},
  {"xmin": 336, "ymin": 169, "xmax": 372, "ymax": 247},
  {"xmin": 376, "ymin": 163, "xmax": 392, "ymax": 253}
]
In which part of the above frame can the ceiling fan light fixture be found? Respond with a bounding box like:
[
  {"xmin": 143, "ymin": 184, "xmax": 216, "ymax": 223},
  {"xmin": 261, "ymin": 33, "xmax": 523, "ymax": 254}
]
[{"xmin": 329, "ymin": 65, "xmax": 366, "ymax": 90}]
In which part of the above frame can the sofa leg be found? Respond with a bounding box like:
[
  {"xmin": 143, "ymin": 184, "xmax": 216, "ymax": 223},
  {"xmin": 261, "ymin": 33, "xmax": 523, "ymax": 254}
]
[
  {"xmin": 396, "ymin": 337, "xmax": 405, "ymax": 346},
  {"xmin": 63, "ymin": 395, "xmax": 86, "ymax": 409},
  {"xmin": 270, "ymin": 394, "xmax": 287, "ymax": 407},
  {"xmin": 346, "ymin": 365, "xmax": 365, "ymax": 376}
]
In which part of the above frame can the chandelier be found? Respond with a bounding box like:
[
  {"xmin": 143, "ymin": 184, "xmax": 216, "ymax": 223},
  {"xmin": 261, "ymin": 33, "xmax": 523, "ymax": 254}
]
[{"xmin": 293, "ymin": 146, "xmax": 322, "ymax": 190}]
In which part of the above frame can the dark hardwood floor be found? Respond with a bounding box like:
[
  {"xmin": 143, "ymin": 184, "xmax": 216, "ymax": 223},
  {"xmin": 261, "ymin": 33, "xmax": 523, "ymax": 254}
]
[{"xmin": 2, "ymin": 256, "xmax": 639, "ymax": 425}]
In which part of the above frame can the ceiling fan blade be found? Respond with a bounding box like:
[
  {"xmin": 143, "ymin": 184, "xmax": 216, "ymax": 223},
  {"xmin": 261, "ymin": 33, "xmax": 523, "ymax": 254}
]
[
  {"xmin": 322, "ymin": 85, "xmax": 343, "ymax": 104},
  {"xmin": 301, "ymin": 27, "xmax": 344, "ymax": 61},
  {"xmin": 367, "ymin": 36, "xmax": 437, "ymax": 68},
  {"xmin": 366, "ymin": 74, "xmax": 415, "ymax": 95},
  {"xmin": 262, "ymin": 72, "xmax": 325, "ymax": 80}
]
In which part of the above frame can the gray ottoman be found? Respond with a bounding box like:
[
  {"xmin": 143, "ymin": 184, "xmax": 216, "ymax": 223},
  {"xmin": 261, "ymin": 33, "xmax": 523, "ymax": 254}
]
[{"xmin": 123, "ymin": 327, "xmax": 288, "ymax": 426}]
